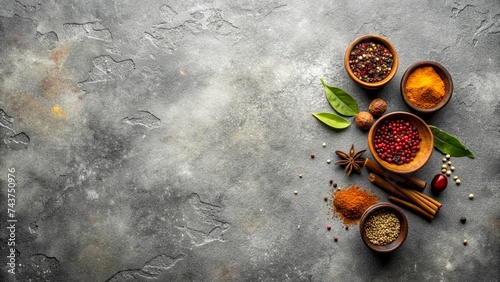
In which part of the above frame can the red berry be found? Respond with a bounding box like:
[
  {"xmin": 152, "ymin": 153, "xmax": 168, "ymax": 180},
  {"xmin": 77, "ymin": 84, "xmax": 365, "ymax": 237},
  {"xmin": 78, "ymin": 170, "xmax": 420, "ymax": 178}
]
[
  {"xmin": 334, "ymin": 237, "xmax": 338, "ymax": 242},
  {"xmin": 374, "ymin": 118, "xmax": 420, "ymax": 166},
  {"xmin": 327, "ymin": 225, "xmax": 331, "ymax": 231},
  {"xmin": 431, "ymin": 174, "xmax": 448, "ymax": 193},
  {"xmin": 311, "ymin": 154, "xmax": 315, "ymax": 159}
]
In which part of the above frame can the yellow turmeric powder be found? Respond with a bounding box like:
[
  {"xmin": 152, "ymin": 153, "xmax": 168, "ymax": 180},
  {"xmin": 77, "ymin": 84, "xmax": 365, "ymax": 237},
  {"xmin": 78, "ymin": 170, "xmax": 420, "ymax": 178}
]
[{"xmin": 405, "ymin": 66, "xmax": 445, "ymax": 109}]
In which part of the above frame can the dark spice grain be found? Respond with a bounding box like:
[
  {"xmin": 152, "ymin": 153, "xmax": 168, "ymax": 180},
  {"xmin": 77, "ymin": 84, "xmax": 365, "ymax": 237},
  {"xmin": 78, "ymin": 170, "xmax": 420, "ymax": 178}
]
[{"xmin": 349, "ymin": 41, "xmax": 394, "ymax": 83}]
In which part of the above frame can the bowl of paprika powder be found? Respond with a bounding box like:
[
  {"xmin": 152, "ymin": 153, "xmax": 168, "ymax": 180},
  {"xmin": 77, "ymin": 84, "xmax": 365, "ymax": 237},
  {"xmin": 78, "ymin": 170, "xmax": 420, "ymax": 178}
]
[
  {"xmin": 344, "ymin": 34, "xmax": 399, "ymax": 90},
  {"xmin": 401, "ymin": 61, "xmax": 453, "ymax": 114}
]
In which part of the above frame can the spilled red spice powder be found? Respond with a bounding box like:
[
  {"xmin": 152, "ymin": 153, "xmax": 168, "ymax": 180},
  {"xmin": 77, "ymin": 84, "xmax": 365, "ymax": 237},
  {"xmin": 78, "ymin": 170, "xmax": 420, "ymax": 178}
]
[{"xmin": 332, "ymin": 185, "xmax": 378, "ymax": 225}]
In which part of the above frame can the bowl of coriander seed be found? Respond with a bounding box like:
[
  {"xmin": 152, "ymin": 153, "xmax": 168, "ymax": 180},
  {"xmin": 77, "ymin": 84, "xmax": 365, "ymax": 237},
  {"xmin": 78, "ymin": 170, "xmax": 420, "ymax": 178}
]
[{"xmin": 359, "ymin": 202, "xmax": 408, "ymax": 253}]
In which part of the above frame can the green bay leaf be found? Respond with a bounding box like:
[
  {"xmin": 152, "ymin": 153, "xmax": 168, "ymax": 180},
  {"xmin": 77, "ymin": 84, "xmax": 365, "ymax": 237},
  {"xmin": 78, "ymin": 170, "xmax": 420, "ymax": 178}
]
[
  {"xmin": 312, "ymin": 112, "xmax": 350, "ymax": 129},
  {"xmin": 429, "ymin": 125, "xmax": 475, "ymax": 158},
  {"xmin": 320, "ymin": 78, "xmax": 359, "ymax": 116}
]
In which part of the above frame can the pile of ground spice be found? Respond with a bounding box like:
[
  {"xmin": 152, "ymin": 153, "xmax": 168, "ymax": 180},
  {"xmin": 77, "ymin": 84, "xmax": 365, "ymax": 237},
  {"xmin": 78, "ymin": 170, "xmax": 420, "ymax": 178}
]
[
  {"xmin": 405, "ymin": 66, "xmax": 445, "ymax": 109},
  {"xmin": 333, "ymin": 185, "xmax": 379, "ymax": 225}
]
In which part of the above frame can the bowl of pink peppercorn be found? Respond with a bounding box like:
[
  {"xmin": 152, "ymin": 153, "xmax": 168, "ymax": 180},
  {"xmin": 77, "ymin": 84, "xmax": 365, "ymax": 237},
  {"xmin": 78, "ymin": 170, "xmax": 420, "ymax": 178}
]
[
  {"xmin": 367, "ymin": 112, "xmax": 434, "ymax": 175},
  {"xmin": 344, "ymin": 34, "xmax": 399, "ymax": 90}
]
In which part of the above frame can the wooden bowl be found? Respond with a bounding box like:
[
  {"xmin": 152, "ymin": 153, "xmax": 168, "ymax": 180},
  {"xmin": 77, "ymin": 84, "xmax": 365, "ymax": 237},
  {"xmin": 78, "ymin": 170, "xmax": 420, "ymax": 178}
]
[
  {"xmin": 367, "ymin": 111, "xmax": 433, "ymax": 175},
  {"xmin": 359, "ymin": 202, "xmax": 408, "ymax": 253},
  {"xmin": 344, "ymin": 34, "xmax": 399, "ymax": 90},
  {"xmin": 401, "ymin": 61, "xmax": 453, "ymax": 114}
]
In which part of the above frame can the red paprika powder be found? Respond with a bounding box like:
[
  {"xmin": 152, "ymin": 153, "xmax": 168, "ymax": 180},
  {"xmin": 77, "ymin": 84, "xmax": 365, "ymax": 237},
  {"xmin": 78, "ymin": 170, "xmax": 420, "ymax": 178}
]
[{"xmin": 333, "ymin": 185, "xmax": 379, "ymax": 225}]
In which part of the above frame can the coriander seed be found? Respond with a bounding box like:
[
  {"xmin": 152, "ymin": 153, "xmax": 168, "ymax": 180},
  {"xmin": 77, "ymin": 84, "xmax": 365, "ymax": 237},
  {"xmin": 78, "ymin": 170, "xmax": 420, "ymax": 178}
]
[
  {"xmin": 453, "ymin": 176, "xmax": 458, "ymax": 180},
  {"xmin": 323, "ymin": 143, "xmax": 326, "ymax": 147},
  {"xmin": 469, "ymin": 194, "xmax": 474, "ymax": 199},
  {"xmin": 442, "ymin": 168, "xmax": 447, "ymax": 173},
  {"xmin": 447, "ymin": 161, "xmax": 452, "ymax": 165},
  {"xmin": 327, "ymin": 159, "xmax": 331, "ymax": 164},
  {"xmin": 442, "ymin": 164, "xmax": 447, "ymax": 169},
  {"xmin": 455, "ymin": 179, "xmax": 461, "ymax": 185},
  {"xmin": 450, "ymin": 166, "xmax": 455, "ymax": 171},
  {"xmin": 446, "ymin": 154, "xmax": 451, "ymax": 159},
  {"xmin": 364, "ymin": 209, "xmax": 401, "ymax": 246},
  {"xmin": 463, "ymin": 239, "xmax": 468, "ymax": 245},
  {"xmin": 294, "ymin": 190, "xmax": 298, "ymax": 195},
  {"xmin": 446, "ymin": 170, "xmax": 451, "ymax": 176}
]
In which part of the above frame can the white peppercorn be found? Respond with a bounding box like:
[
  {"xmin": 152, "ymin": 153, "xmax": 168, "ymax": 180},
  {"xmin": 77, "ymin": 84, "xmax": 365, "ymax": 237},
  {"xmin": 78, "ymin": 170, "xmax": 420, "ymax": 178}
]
[{"xmin": 364, "ymin": 209, "xmax": 401, "ymax": 246}]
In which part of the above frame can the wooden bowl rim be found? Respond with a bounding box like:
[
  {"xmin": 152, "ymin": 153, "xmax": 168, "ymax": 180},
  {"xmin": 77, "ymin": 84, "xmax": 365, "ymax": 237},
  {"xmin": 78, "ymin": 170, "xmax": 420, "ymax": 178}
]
[
  {"xmin": 359, "ymin": 202, "xmax": 408, "ymax": 253},
  {"xmin": 344, "ymin": 34, "xmax": 399, "ymax": 89},
  {"xmin": 400, "ymin": 60, "xmax": 453, "ymax": 114},
  {"xmin": 367, "ymin": 111, "xmax": 434, "ymax": 175}
]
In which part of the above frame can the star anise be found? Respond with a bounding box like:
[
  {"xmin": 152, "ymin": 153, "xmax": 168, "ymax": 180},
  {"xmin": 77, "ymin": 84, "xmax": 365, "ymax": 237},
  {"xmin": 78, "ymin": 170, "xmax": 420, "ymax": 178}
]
[{"xmin": 335, "ymin": 144, "xmax": 366, "ymax": 176}]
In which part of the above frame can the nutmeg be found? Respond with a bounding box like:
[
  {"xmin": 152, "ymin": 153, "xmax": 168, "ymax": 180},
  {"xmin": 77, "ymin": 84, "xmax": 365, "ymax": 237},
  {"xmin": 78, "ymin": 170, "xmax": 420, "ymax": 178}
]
[
  {"xmin": 369, "ymin": 98, "xmax": 387, "ymax": 117},
  {"xmin": 355, "ymin": 111, "xmax": 374, "ymax": 130}
]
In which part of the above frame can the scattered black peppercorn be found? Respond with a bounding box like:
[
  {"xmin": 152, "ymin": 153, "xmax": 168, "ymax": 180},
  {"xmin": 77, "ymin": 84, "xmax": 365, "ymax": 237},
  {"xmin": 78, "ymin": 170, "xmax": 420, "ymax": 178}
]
[
  {"xmin": 333, "ymin": 183, "xmax": 338, "ymax": 188},
  {"xmin": 460, "ymin": 216, "xmax": 467, "ymax": 224}
]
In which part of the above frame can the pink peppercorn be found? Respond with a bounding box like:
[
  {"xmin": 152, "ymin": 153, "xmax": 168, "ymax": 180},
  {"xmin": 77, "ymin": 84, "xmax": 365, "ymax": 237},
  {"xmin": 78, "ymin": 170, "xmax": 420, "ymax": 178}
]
[
  {"xmin": 374, "ymin": 118, "xmax": 421, "ymax": 165},
  {"xmin": 327, "ymin": 225, "xmax": 331, "ymax": 231}
]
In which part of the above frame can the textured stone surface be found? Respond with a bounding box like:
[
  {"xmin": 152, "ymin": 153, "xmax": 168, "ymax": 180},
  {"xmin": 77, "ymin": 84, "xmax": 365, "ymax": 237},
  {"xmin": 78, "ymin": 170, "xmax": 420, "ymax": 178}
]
[{"xmin": 0, "ymin": 0, "xmax": 499, "ymax": 281}]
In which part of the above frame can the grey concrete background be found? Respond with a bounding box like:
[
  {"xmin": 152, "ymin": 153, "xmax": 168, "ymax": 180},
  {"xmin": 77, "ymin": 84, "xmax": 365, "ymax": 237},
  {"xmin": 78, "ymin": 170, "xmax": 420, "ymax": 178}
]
[{"xmin": 0, "ymin": 0, "xmax": 499, "ymax": 281}]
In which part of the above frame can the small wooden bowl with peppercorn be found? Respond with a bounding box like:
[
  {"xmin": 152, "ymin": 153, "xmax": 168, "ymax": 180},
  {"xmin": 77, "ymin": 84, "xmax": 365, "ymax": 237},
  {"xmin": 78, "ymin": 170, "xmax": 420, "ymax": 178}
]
[
  {"xmin": 401, "ymin": 61, "xmax": 453, "ymax": 114},
  {"xmin": 367, "ymin": 112, "xmax": 434, "ymax": 175},
  {"xmin": 344, "ymin": 34, "xmax": 399, "ymax": 90},
  {"xmin": 359, "ymin": 202, "xmax": 408, "ymax": 253}
]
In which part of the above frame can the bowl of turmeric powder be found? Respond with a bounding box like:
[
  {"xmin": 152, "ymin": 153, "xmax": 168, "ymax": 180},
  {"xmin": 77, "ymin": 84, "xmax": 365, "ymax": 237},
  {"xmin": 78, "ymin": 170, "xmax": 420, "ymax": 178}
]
[{"xmin": 401, "ymin": 61, "xmax": 453, "ymax": 114}]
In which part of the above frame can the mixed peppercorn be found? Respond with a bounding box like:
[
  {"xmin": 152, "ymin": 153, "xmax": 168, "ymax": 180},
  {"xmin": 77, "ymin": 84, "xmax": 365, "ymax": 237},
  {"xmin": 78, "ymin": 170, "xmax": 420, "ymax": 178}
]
[{"xmin": 348, "ymin": 41, "xmax": 394, "ymax": 83}]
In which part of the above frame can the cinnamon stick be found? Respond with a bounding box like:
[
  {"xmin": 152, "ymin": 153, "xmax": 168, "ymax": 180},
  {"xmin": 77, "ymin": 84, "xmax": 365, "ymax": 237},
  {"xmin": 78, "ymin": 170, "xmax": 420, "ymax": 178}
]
[
  {"xmin": 388, "ymin": 195, "xmax": 435, "ymax": 221},
  {"xmin": 418, "ymin": 192, "xmax": 442, "ymax": 209},
  {"xmin": 395, "ymin": 181, "xmax": 442, "ymax": 210},
  {"xmin": 408, "ymin": 189, "xmax": 439, "ymax": 212},
  {"xmin": 395, "ymin": 185, "xmax": 436, "ymax": 216},
  {"xmin": 368, "ymin": 173, "xmax": 409, "ymax": 201},
  {"xmin": 402, "ymin": 177, "xmax": 427, "ymax": 193},
  {"xmin": 364, "ymin": 158, "xmax": 427, "ymax": 192}
]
